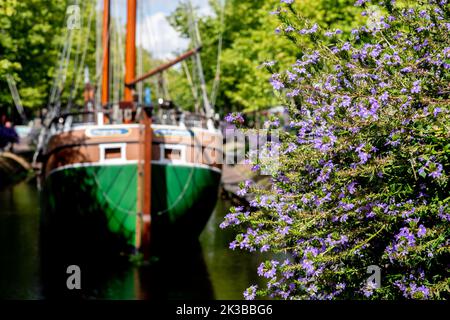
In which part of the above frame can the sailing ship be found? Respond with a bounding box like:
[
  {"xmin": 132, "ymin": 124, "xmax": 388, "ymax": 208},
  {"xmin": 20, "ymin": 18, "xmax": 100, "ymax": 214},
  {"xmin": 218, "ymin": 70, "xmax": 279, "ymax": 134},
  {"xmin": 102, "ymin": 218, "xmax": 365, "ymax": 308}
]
[{"xmin": 37, "ymin": 0, "xmax": 223, "ymax": 256}]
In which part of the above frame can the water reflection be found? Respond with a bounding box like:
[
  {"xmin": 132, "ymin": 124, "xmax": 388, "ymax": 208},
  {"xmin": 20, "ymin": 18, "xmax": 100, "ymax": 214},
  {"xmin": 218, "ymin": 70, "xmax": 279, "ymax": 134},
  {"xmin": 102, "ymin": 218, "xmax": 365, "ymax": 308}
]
[
  {"xmin": 41, "ymin": 241, "xmax": 214, "ymax": 300},
  {"xmin": 0, "ymin": 181, "xmax": 42, "ymax": 299},
  {"xmin": 0, "ymin": 181, "xmax": 267, "ymax": 300}
]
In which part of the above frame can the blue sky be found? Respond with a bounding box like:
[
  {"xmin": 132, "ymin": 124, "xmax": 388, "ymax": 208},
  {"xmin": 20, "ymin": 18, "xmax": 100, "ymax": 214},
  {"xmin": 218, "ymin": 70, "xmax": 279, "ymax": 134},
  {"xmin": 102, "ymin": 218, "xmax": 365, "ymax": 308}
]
[
  {"xmin": 143, "ymin": 0, "xmax": 211, "ymax": 15},
  {"xmin": 109, "ymin": 0, "xmax": 212, "ymax": 59}
]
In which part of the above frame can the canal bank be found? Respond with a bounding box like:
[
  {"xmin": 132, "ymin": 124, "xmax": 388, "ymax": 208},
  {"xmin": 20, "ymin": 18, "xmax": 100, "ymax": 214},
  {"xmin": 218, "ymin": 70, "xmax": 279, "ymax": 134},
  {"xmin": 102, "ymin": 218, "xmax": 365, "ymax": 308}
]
[{"xmin": 0, "ymin": 180, "xmax": 269, "ymax": 300}]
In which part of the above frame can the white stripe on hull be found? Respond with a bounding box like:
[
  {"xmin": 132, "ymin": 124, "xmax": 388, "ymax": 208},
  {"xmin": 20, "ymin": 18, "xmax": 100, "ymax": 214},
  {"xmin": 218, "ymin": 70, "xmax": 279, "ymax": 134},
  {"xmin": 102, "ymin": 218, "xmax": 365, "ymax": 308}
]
[{"xmin": 47, "ymin": 159, "xmax": 222, "ymax": 177}]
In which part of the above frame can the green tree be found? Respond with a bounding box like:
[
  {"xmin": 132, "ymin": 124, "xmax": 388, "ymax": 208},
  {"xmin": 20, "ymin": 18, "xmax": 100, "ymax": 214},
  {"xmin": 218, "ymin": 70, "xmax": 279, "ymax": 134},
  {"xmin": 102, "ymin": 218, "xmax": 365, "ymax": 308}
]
[
  {"xmin": 170, "ymin": 0, "xmax": 362, "ymax": 116},
  {"xmin": 0, "ymin": 0, "xmax": 97, "ymax": 119}
]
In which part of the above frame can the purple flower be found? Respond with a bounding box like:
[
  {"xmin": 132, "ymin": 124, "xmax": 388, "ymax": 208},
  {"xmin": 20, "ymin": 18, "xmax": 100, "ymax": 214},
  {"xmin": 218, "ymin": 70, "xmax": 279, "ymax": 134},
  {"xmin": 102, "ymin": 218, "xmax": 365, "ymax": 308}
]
[
  {"xmin": 244, "ymin": 285, "xmax": 258, "ymax": 300},
  {"xmin": 362, "ymin": 281, "xmax": 377, "ymax": 297},
  {"xmin": 286, "ymin": 89, "xmax": 300, "ymax": 97},
  {"xmin": 286, "ymin": 71, "xmax": 297, "ymax": 82},
  {"xmin": 281, "ymin": 0, "xmax": 294, "ymax": 4},
  {"xmin": 225, "ymin": 112, "xmax": 244, "ymax": 124},
  {"xmin": 417, "ymin": 225, "xmax": 426, "ymax": 238},
  {"xmin": 355, "ymin": 0, "xmax": 369, "ymax": 6},
  {"xmin": 347, "ymin": 181, "xmax": 357, "ymax": 194},
  {"xmin": 429, "ymin": 163, "xmax": 443, "ymax": 179},
  {"xmin": 270, "ymin": 76, "xmax": 285, "ymax": 90},
  {"xmin": 411, "ymin": 81, "xmax": 421, "ymax": 93},
  {"xmin": 285, "ymin": 26, "xmax": 295, "ymax": 33},
  {"xmin": 262, "ymin": 60, "xmax": 276, "ymax": 67},
  {"xmin": 342, "ymin": 42, "xmax": 352, "ymax": 51},
  {"xmin": 340, "ymin": 202, "xmax": 355, "ymax": 211},
  {"xmin": 396, "ymin": 227, "xmax": 416, "ymax": 247},
  {"xmin": 415, "ymin": 285, "xmax": 430, "ymax": 299},
  {"xmin": 418, "ymin": 166, "xmax": 426, "ymax": 177},
  {"xmin": 279, "ymin": 226, "xmax": 290, "ymax": 236},
  {"xmin": 307, "ymin": 284, "xmax": 318, "ymax": 295},
  {"xmin": 433, "ymin": 107, "xmax": 442, "ymax": 117},
  {"xmin": 258, "ymin": 261, "xmax": 279, "ymax": 279},
  {"xmin": 438, "ymin": 206, "xmax": 450, "ymax": 221},
  {"xmin": 341, "ymin": 95, "xmax": 352, "ymax": 107},
  {"xmin": 269, "ymin": 9, "xmax": 281, "ymax": 15},
  {"xmin": 356, "ymin": 143, "xmax": 371, "ymax": 164},
  {"xmin": 401, "ymin": 67, "xmax": 412, "ymax": 73},
  {"xmin": 336, "ymin": 283, "xmax": 346, "ymax": 291},
  {"xmin": 301, "ymin": 259, "xmax": 315, "ymax": 276},
  {"xmin": 229, "ymin": 241, "xmax": 238, "ymax": 250}
]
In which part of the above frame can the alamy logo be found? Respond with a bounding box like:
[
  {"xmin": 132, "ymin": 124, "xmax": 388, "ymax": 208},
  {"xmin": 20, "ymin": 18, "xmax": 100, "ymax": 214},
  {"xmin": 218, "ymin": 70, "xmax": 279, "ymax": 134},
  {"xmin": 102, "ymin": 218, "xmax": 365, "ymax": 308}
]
[
  {"xmin": 67, "ymin": 5, "xmax": 81, "ymax": 30},
  {"xmin": 367, "ymin": 265, "xmax": 381, "ymax": 289},
  {"xmin": 366, "ymin": 5, "xmax": 383, "ymax": 31},
  {"xmin": 66, "ymin": 265, "xmax": 81, "ymax": 290}
]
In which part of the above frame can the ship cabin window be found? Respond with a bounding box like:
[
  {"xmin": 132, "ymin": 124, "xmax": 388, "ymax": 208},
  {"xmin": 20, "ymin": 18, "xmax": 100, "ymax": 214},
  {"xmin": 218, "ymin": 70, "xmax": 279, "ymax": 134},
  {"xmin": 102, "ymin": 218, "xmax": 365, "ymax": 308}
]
[
  {"xmin": 160, "ymin": 144, "xmax": 186, "ymax": 163},
  {"xmin": 105, "ymin": 147, "xmax": 122, "ymax": 160},
  {"xmin": 99, "ymin": 143, "xmax": 127, "ymax": 163},
  {"xmin": 165, "ymin": 148, "xmax": 181, "ymax": 160}
]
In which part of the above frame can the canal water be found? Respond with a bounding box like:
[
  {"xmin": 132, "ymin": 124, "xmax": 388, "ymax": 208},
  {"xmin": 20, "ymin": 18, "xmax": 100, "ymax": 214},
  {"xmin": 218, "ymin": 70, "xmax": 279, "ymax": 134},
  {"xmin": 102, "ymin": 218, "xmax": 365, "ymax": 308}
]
[{"xmin": 0, "ymin": 180, "xmax": 266, "ymax": 300}]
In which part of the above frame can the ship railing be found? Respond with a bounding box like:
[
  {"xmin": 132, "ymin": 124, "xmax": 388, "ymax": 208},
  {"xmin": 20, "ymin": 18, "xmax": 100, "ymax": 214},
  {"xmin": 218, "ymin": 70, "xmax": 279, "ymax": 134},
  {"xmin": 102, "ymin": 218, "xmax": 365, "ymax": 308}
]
[
  {"xmin": 48, "ymin": 110, "xmax": 219, "ymax": 132},
  {"xmin": 48, "ymin": 111, "xmax": 96, "ymax": 129}
]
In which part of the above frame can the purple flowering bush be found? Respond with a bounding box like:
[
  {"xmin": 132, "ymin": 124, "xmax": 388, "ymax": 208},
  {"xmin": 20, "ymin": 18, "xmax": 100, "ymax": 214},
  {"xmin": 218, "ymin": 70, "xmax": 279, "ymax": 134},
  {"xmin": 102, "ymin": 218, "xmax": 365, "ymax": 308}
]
[{"xmin": 222, "ymin": 0, "xmax": 450, "ymax": 300}]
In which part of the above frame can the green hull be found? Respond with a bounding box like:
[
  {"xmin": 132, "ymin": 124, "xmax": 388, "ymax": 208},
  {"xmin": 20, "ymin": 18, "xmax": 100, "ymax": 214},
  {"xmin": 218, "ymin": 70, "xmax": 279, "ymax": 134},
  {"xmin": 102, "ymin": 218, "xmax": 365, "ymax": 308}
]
[{"xmin": 41, "ymin": 163, "xmax": 221, "ymax": 255}]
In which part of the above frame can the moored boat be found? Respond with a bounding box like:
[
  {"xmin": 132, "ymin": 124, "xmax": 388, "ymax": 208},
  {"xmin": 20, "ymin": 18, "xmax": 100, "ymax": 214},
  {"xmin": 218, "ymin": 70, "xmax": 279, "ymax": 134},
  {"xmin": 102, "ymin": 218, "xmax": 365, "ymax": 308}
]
[
  {"xmin": 41, "ymin": 114, "xmax": 222, "ymax": 253},
  {"xmin": 37, "ymin": 0, "xmax": 223, "ymax": 257}
]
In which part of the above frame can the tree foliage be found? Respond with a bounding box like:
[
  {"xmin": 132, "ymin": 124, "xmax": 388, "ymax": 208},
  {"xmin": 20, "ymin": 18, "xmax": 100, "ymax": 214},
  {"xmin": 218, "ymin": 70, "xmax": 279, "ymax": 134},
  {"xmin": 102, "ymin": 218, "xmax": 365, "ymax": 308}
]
[
  {"xmin": 170, "ymin": 0, "xmax": 361, "ymax": 115},
  {"xmin": 0, "ymin": 0, "xmax": 96, "ymax": 119}
]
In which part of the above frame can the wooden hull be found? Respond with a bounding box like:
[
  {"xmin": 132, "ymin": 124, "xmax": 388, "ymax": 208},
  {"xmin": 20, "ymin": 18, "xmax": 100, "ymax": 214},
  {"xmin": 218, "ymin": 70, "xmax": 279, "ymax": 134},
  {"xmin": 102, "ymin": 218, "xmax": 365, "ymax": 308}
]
[{"xmin": 40, "ymin": 123, "xmax": 223, "ymax": 255}]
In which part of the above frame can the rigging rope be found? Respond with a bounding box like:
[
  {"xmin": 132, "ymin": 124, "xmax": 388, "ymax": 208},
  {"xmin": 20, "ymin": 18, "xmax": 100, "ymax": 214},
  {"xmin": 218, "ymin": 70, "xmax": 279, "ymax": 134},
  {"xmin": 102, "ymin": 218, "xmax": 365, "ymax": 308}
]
[
  {"xmin": 66, "ymin": 0, "xmax": 94, "ymax": 113},
  {"xmin": 186, "ymin": 0, "xmax": 213, "ymax": 118},
  {"xmin": 182, "ymin": 60, "xmax": 200, "ymax": 112},
  {"xmin": 72, "ymin": 0, "xmax": 95, "ymax": 107},
  {"xmin": 137, "ymin": 0, "xmax": 144, "ymax": 104},
  {"xmin": 54, "ymin": 24, "xmax": 76, "ymax": 116},
  {"xmin": 48, "ymin": 28, "xmax": 69, "ymax": 109},
  {"xmin": 49, "ymin": 28, "xmax": 73, "ymax": 114},
  {"xmin": 210, "ymin": 0, "xmax": 226, "ymax": 109},
  {"xmin": 112, "ymin": 0, "xmax": 125, "ymax": 106}
]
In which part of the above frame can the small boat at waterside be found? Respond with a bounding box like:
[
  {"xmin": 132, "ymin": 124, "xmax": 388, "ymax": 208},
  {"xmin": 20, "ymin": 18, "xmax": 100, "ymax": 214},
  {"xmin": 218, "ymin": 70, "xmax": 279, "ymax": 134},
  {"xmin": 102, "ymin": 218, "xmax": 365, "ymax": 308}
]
[
  {"xmin": 37, "ymin": 0, "xmax": 223, "ymax": 257},
  {"xmin": 0, "ymin": 151, "xmax": 32, "ymax": 189},
  {"xmin": 0, "ymin": 125, "xmax": 33, "ymax": 188}
]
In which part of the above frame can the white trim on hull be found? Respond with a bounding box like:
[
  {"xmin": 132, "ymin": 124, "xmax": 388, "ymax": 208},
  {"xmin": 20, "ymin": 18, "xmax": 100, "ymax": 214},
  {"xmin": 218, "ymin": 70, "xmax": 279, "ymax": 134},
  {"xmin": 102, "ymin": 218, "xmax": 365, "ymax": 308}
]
[{"xmin": 47, "ymin": 159, "xmax": 222, "ymax": 177}]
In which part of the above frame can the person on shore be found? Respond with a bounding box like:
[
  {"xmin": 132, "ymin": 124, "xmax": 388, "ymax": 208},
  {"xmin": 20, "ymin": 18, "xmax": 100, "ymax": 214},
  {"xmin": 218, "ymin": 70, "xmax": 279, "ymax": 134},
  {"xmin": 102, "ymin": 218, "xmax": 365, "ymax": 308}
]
[{"xmin": 0, "ymin": 121, "xmax": 19, "ymax": 152}]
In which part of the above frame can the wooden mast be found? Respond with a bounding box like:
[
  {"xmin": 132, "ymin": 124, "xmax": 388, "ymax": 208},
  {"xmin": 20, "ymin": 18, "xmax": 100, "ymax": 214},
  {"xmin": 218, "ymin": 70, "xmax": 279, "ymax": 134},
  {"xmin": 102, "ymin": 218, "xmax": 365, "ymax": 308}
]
[
  {"xmin": 141, "ymin": 98, "xmax": 153, "ymax": 257},
  {"xmin": 101, "ymin": 0, "xmax": 110, "ymax": 106},
  {"xmin": 124, "ymin": 0, "xmax": 136, "ymax": 102},
  {"xmin": 126, "ymin": 47, "xmax": 202, "ymax": 87},
  {"xmin": 125, "ymin": 0, "xmax": 151, "ymax": 255}
]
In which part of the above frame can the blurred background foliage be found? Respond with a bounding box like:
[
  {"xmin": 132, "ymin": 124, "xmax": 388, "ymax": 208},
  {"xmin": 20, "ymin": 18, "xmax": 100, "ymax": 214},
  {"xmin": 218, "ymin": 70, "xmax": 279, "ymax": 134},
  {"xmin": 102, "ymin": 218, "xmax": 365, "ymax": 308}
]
[
  {"xmin": 170, "ymin": 0, "xmax": 363, "ymax": 115},
  {"xmin": 0, "ymin": 0, "xmax": 362, "ymax": 121}
]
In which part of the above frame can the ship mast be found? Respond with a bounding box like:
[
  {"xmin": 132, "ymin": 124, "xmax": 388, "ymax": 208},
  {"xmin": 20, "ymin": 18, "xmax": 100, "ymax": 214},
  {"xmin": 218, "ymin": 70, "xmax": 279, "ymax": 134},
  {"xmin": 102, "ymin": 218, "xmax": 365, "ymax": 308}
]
[
  {"xmin": 124, "ymin": 0, "xmax": 137, "ymax": 102},
  {"xmin": 124, "ymin": 0, "xmax": 152, "ymax": 255},
  {"xmin": 101, "ymin": 0, "xmax": 110, "ymax": 106}
]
